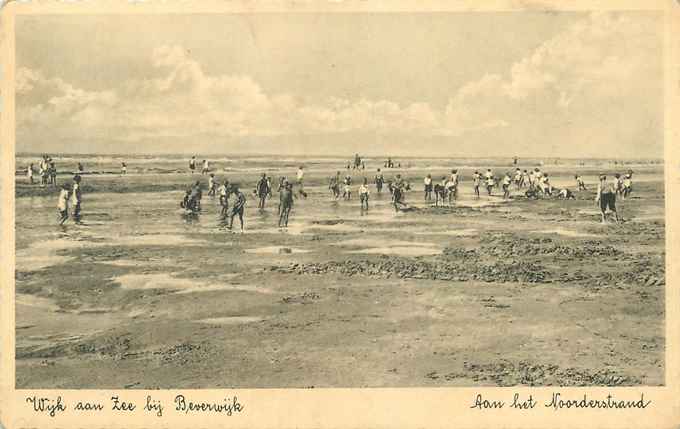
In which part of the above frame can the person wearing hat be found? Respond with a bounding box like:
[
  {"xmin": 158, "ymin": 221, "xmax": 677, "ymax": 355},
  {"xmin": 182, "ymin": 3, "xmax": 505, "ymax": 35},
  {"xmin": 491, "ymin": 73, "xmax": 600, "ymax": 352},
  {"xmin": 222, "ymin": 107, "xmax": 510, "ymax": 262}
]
[{"xmin": 595, "ymin": 174, "xmax": 620, "ymax": 223}]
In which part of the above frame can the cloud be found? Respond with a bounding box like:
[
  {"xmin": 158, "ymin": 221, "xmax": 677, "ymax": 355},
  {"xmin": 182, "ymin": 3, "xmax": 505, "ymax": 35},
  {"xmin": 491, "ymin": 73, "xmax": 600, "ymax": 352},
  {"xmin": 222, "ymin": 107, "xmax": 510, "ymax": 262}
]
[
  {"xmin": 443, "ymin": 12, "xmax": 662, "ymax": 143},
  {"xmin": 16, "ymin": 12, "xmax": 662, "ymax": 157}
]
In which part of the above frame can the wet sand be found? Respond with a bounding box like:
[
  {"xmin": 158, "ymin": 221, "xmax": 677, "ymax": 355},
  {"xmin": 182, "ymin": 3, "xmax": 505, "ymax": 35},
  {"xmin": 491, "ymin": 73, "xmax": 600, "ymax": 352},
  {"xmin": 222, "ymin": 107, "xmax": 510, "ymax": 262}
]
[{"xmin": 14, "ymin": 163, "xmax": 664, "ymax": 388}]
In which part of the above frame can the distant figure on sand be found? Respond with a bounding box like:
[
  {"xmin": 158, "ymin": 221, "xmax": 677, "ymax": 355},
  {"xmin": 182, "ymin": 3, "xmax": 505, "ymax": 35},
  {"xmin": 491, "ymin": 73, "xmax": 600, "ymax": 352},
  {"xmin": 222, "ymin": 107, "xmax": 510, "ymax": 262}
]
[
  {"xmin": 595, "ymin": 174, "xmax": 620, "ymax": 223},
  {"xmin": 77, "ymin": 162, "xmax": 84, "ymax": 174},
  {"xmin": 622, "ymin": 171, "xmax": 633, "ymax": 199},
  {"xmin": 359, "ymin": 178, "xmax": 370, "ymax": 211},
  {"xmin": 189, "ymin": 156, "xmax": 196, "ymax": 174},
  {"xmin": 374, "ymin": 169, "xmax": 384, "ymax": 194},
  {"xmin": 71, "ymin": 175, "xmax": 82, "ymax": 223},
  {"xmin": 575, "ymin": 174, "xmax": 587, "ymax": 191},
  {"xmin": 256, "ymin": 173, "xmax": 270, "ymax": 209},
  {"xmin": 279, "ymin": 181, "xmax": 294, "ymax": 228},
  {"xmin": 424, "ymin": 174, "xmax": 433, "ymax": 201},
  {"xmin": 49, "ymin": 162, "xmax": 57, "ymax": 186},
  {"xmin": 27, "ymin": 164, "xmax": 34, "ymax": 184},
  {"xmin": 229, "ymin": 185, "xmax": 246, "ymax": 231},
  {"xmin": 121, "ymin": 162, "xmax": 127, "ymax": 175}
]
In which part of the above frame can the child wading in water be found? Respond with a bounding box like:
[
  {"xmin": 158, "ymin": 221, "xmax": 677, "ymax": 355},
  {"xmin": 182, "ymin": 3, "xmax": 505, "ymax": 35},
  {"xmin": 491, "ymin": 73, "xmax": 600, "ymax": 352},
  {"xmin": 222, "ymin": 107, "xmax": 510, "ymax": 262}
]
[
  {"xmin": 595, "ymin": 174, "xmax": 620, "ymax": 223},
  {"xmin": 359, "ymin": 178, "xmax": 370, "ymax": 211},
  {"xmin": 57, "ymin": 183, "xmax": 70, "ymax": 225},
  {"xmin": 229, "ymin": 184, "xmax": 246, "ymax": 231}
]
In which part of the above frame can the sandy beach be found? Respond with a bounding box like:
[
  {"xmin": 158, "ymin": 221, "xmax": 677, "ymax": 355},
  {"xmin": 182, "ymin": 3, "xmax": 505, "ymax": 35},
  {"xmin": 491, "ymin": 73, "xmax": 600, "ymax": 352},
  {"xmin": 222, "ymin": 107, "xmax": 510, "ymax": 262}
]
[{"xmin": 14, "ymin": 156, "xmax": 665, "ymax": 388}]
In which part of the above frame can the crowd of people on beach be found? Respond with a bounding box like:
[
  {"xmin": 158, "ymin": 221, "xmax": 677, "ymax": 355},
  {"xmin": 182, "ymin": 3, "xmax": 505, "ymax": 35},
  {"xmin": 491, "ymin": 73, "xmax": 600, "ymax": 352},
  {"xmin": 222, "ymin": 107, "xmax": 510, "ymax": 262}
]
[{"xmin": 19, "ymin": 153, "xmax": 635, "ymax": 227}]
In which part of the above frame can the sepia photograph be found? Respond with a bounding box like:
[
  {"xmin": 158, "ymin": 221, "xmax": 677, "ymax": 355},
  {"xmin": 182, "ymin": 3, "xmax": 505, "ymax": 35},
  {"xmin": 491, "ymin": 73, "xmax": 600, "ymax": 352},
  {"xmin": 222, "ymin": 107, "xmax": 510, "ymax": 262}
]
[{"xmin": 12, "ymin": 10, "xmax": 666, "ymax": 390}]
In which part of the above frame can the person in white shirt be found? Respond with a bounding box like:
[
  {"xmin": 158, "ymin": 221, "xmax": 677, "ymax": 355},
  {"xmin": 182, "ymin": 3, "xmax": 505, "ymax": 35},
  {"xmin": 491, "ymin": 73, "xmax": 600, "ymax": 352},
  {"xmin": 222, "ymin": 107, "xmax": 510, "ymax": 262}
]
[
  {"xmin": 449, "ymin": 169, "xmax": 459, "ymax": 200},
  {"xmin": 423, "ymin": 174, "xmax": 433, "ymax": 201},
  {"xmin": 27, "ymin": 164, "xmax": 34, "ymax": 184},
  {"xmin": 445, "ymin": 177, "xmax": 456, "ymax": 205},
  {"xmin": 622, "ymin": 171, "xmax": 633, "ymax": 199},
  {"xmin": 57, "ymin": 184, "xmax": 70, "ymax": 225},
  {"xmin": 296, "ymin": 166, "xmax": 307, "ymax": 198},
  {"xmin": 485, "ymin": 172, "xmax": 495, "ymax": 196},
  {"xmin": 595, "ymin": 174, "xmax": 620, "ymax": 223},
  {"xmin": 359, "ymin": 178, "xmax": 370, "ymax": 211},
  {"xmin": 575, "ymin": 174, "xmax": 587, "ymax": 191},
  {"xmin": 541, "ymin": 173, "xmax": 552, "ymax": 196}
]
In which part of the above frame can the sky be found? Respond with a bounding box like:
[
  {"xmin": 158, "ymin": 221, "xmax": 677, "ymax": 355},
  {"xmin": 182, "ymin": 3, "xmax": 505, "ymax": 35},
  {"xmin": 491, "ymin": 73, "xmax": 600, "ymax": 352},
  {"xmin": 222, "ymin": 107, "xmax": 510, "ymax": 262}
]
[{"xmin": 15, "ymin": 12, "xmax": 663, "ymax": 158}]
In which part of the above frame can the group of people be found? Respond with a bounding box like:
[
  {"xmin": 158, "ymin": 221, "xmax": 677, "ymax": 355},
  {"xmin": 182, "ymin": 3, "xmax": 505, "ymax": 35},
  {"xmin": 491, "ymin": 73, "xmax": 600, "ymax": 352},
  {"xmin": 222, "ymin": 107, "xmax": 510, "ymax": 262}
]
[
  {"xmin": 189, "ymin": 156, "xmax": 211, "ymax": 175},
  {"xmin": 182, "ymin": 171, "xmax": 299, "ymax": 231},
  {"xmin": 27, "ymin": 155, "xmax": 58, "ymax": 187},
  {"xmin": 56, "ymin": 175, "xmax": 83, "ymax": 225},
  {"xmin": 34, "ymin": 153, "xmax": 636, "ymax": 227}
]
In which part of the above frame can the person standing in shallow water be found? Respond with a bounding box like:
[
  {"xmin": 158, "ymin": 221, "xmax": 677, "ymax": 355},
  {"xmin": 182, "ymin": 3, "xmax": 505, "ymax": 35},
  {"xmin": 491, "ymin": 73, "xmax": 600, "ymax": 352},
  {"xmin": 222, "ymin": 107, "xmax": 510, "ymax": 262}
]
[
  {"xmin": 278, "ymin": 181, "xmax": 294, "ymax": 228},
  {"xmin": 27, "ymin": 163, "xmax": 34, "ymax": 184},
  {"xmin": 71, "ymin": 175, "xmax": 82, "ymax": 224},
  {"xmin": 374, "ymin": 168, "xmax": 384, "ymax": 194},
  {"xmin": 219, "ymin": 180, "xmax": 230, "ymax": 216},
  {"xmin": 256, "ymin": 173, "xmax": 270, "ymax": 209},
  {"xmin": 229, "ymin": 184, "xmax": 246, "ymax": 231},
  {"xmin": 57, "ymin": 183, "xmax": 70, "ymax": 225},
  {"xmin": 359, "ymin": 177, "xmax": 370, "ymax": 211},
  {"xmin": 189, "ymin": 156, "xmax": 196, "ymax": 174}
]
